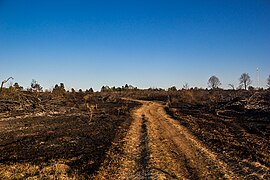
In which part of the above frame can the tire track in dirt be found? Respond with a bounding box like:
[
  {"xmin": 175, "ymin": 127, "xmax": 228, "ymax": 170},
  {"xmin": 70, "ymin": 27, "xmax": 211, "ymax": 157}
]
[
  {"xmin": 148, "ymin": 105, "xmax": 235, "ymax": 179},
  {"xmin": 138, "ymin": 114, "xmax": 151, "ymax": 179},
  {"xmin": 93, "ymin": 104, "xmax": 150, "ymax": 179},
  {"xmin": 94, "ymin": 100, "xmax": 236, "ymax": 179}
]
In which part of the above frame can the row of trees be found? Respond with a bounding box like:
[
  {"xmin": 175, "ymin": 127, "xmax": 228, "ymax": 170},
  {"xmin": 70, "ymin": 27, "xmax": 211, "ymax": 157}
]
[
  {"xmin": 0, "ymin": 79, "xmax": 87, "ymax": 94},
  {"xmin": 208, "ymin": 73, "xmax": 268, "ymax": 90},
  {"xmin": 100, "ymin": 84, "xmax": 137, "ymax": 92},
  {"xmin": 1, "ymin": 74, "xmax": 270, "ymax": 94}
]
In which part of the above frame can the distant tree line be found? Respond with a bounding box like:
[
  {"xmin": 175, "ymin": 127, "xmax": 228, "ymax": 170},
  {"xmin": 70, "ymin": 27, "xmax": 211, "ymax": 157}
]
[
  {"xmin": 100, "ymin": 84, "xmax": 137, "ymax": 92},
  {"xmin": 208, "ymin": 72, "xmax": 261, "ymax": 90},
  {"xmin": 1, "ymin": 73, "xmax": 270, "ymax": 94}
]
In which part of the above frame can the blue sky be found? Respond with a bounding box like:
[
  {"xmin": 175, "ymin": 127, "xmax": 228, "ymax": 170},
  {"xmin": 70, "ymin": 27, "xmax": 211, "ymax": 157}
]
[{"xmin": 0, "ymin": 0, "xmax": 269, "ymax": 91}]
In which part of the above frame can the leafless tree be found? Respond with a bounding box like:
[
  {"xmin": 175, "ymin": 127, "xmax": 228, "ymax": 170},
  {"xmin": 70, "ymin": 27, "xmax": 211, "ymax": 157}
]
[
  {"xmin": 0, "ymin": 77, "xmax": 14, "ymax": 93},
  {"xmin": 239, "ymin": 73, "xmax": 251, "ymax": 90},
  {"xmin": 31, "ymin": 79, "xmax": 43, "ymax": 92},
  {"xmin": 228, "ymin": 84, "xmax": 235, "ymax": 90},
  {"xmin": 208, "ymin": 75, "xmax": 221, "ymax": 89},
  {"xmin": 183, "ymin": 83, "xmax": 189, "ymax": 90},
  {"xmin": 13, "ymin": 82, "xmax": 23, "ymax": 91}
]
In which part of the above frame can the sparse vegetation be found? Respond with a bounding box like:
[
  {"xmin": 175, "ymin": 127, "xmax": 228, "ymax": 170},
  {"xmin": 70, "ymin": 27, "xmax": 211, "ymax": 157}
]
[
  {"xmin": 0, "ymin": 78, "xmax": 269, "ymax": 179},
  {"xmin": 239, "ymin": 73, "xmax": 252, "ymax": 90},
  {"xmin": 12, "ymin": 82, "xmax": 23, "ymax": 91},
  {"xmin": 168, "ymin": 86, "xmax": 177, "ymax": 91},
  {"xmin": 228, "ymin": 83, "xmax": 235, "ymax": 90},
  {"xmin": 52, "ymin": 83, "xmax": 66, "ymax": 96},
  {"xmin": 1, "ymin": 0, "xmax": 269, "ymax": 178},
  {"xmin": 30, "ymin": 79, "xmax": 43, "ymax": 92},
  {"xmin": 183, "ymin": 83, "xmax": 189, "ymax": 90},
  {"xmin": 0, "ymin": 77, "xmax": 14, "ymax": 93},
  {"xmin": 208, "ymin": 75, "xmax": 221, "ymax": 89}
]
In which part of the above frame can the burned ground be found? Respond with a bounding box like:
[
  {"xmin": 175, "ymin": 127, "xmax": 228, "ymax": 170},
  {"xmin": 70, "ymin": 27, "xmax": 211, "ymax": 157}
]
[
  {"xmin": 166, "ymin": 90, "xmax": 270, "ymax": 178},
  {"xmin": 0, "ymin": 91, "xmax": 139, "ymax": 179},
  {"xmin": 0, "ymin": 89, "xmax": 269, "ymax": 179}
]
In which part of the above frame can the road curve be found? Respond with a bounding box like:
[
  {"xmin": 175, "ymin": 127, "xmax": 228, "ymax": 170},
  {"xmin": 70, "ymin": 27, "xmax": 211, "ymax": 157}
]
[{"xmin": 94, "ymin": 100, "xmax": 235, "ymax": 179}]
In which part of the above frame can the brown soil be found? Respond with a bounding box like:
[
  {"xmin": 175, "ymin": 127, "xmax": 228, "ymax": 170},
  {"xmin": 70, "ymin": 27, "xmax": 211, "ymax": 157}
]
[
  {"xmin": 166, "ymin": 106, "xmax": 270, "ymax": 179},
  {"xmin": 0, "ymin": 93, "xmax": 139, "ymax": 179},
  {"xmin": 1, "ymin": 90, "xmax": 269, "ymax": 179},
  {"xmin": 94, "ymin": 100, "xmax": 244, "ymax": 179}
]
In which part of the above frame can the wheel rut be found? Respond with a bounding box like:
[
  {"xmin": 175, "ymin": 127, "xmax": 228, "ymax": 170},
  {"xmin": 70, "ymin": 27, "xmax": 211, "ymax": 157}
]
[
  {"xmin": 138, "ymin": 114, "xmax": 151, "ymax": 179},
  {"xmin": 94, "ymin": 104, "xmax": 151, "ymax": 179},
  {"xmin": 94, "ymin": 100, "xmax": 235, "ymax": 179}
]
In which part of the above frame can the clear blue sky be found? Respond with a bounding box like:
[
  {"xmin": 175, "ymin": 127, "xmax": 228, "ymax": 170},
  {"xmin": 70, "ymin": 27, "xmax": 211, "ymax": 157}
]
[{"xmin": 0, "ymin": 0, "xmax": 269, "ymax": 91}]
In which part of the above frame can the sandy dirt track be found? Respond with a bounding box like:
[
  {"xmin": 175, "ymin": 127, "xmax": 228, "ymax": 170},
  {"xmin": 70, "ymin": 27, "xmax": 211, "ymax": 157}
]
[{"xmin": 94, "ymin": 100, "xmax": 236, "ymax": 179}]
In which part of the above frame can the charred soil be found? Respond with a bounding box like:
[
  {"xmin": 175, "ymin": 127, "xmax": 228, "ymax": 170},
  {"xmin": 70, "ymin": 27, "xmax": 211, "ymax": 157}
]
[
  {"xmin": 0, "ymin": 90, "xmax": 269, "ymax": 179},
  {"xmin": 0, "ymin": 92, "xmax": 139, "ymax": 179}
]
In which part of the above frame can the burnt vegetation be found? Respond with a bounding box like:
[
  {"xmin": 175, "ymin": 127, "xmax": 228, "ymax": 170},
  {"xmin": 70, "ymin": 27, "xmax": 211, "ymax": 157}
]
[
  {"xmin": 0, "ymin": 86, "xmax": 140, "ymax": 178},
  {"xmin": 164, "ymin": 89, "xmax": 270, "ymax": 178},
  {"xmin": 0, "ymin": 77, "xmax": 269, "ymax": 178}
]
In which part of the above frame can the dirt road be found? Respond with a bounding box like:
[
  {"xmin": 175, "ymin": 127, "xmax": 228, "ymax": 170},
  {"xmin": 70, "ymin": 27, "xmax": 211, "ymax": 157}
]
[{"xmin": 94, "ymin": 100, "xmax": 235, "ymax": 179}]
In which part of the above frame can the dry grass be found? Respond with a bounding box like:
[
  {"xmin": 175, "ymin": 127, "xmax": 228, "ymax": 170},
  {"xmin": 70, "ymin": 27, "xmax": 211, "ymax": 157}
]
[{"xmin": 0, "ymin": 162, "xmax": 82, "ymax": 179}]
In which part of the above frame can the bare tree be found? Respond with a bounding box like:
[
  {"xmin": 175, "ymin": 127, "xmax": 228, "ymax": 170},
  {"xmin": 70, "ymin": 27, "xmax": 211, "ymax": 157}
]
[
  {"xmin": 183, "ymin": 83, "xmax": 189, "ymax": 90},
  {"xmin": 13, "ymin": 82, "xmax": 23, "ymax": 91},
  {"xmin": 0, "ymin": 77, "xmax": 14, "ymax": 93},
  {"xmin": 267, "ymin": 75, "xmax": 270, "ymax": 88},
  {"xmin": 239, "ymin": 73, "xmax": 251, "ymax": 90},
  {"xmin": 208, "ymin": 75, "xmax": 221, "ymax": 89},
  {"xmin": 31, "ymin": 79, "xmax": 43, "ymax": 92},
  {"xmin": 228, "ymin": 84, "xmax": 235, "ymax": 90}
]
